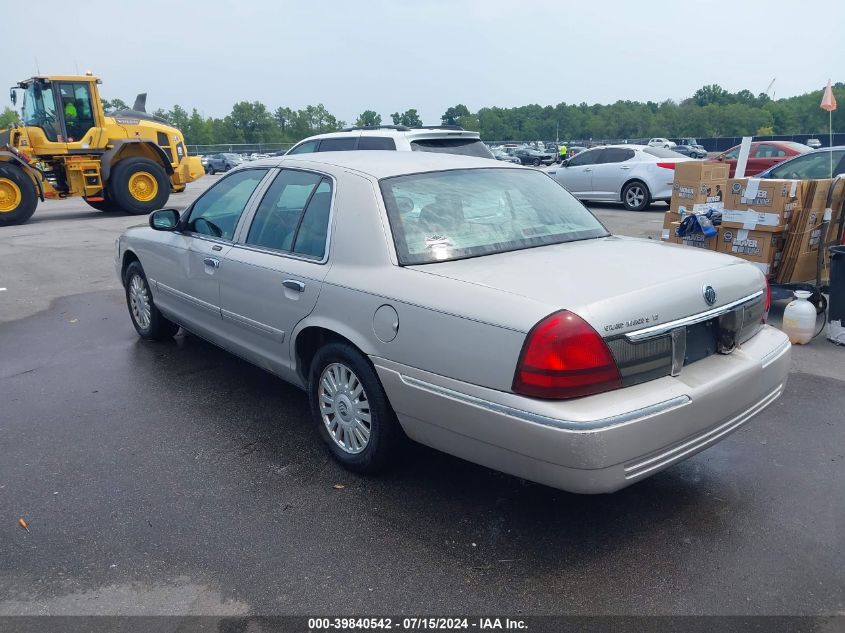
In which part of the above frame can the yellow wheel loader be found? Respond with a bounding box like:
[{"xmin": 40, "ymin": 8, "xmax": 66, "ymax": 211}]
[{"xmin": 0, "ymin": 73, "xmax": 204, "ymax": 225}]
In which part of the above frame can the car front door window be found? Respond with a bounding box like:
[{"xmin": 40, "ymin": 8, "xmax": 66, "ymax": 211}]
[
  {"xmin": 187, "ymin": 169, "xmax": 270, "ymax": 240},
  {"xmin": 567, "ymin": 149, "xmax": 600, "ymax": 167}
]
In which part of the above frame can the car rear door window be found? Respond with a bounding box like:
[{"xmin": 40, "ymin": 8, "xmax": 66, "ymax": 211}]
[
  {"xmin": 318, "ymin": 137, "xmax": 357, "ymax": 152},
  {"xmin": 246, "ymin": 170, "xmax": 331, "ymax": 258},
  {"xmin": 596, "ymin": 148, "xmax": 635, "ymax": 164},
  {"xmin": 358, "ymin": 136, "xmax": 396, "ymax": 150},
  {"xmin": 186, "ymin": 169, "xmax": 270, "ymax": 240},
  {"xmin": 756, "ymin": 144, "xmax": 786, "ymax": 158},
  {"xmin": 293, "ymin": 180, "xmax": 332, "ymax": 259}
]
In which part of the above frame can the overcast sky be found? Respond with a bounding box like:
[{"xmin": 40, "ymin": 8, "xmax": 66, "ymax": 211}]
[{"xmin": 5, "ymin": 0, "xmax": 843, "ymax": 125}]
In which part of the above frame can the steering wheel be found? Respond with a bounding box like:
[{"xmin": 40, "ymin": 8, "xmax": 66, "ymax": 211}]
[
  {"xmin": 193, "ymin": 217, "xmax": 223, "ymax": 238},
  {"xmin": 33, "ymin": 108, "xmax": 55, "ymax": 128}
]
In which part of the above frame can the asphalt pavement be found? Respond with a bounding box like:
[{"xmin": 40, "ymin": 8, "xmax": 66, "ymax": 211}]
[{"xmin": 1, "ymin": 174, "xmax": 844, "ymax": 616}]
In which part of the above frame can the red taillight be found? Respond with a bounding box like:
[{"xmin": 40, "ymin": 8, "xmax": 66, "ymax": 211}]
[
  {"xmin": 763, "ymin": 277, "xmax": 771, "ymax": 323},
  {"xmin": 656, "ymin": 162, "xmax": 676, "ymax": 170},
  {"xmin": 512, "ymin": 310, "xmax": 622, "ymax": 400}
]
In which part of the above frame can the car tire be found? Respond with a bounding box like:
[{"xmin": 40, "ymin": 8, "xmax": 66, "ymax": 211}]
[
  {"xmin": 206, "ymin": 164, "xmax": 215, "ymax": 175},
  {"xmin": 532, "ymin": 158, "xmax": 541, "ymax": 166},
  {"xmin": 124, "ymin": 261, "xmax": 179, "ymax": 341},
  {"xmin": 0, "ymin": 162, "xmax": 38, "ymax": 226},
  {"xmin": 622, "ymin": 181, "xmax": 651, "ymax": 211},
  {"xmin": 108, "ymin": 157, "xmax": 170, "ymax": 216},
  {"xmin": 308, "ymin": 342, "xmax": 403, "ymax": 474}
]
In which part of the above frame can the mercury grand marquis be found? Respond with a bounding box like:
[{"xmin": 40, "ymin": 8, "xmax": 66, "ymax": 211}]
[{"xmin": 116, "ymin": 152, "xmax": 791, "ymax": 493}]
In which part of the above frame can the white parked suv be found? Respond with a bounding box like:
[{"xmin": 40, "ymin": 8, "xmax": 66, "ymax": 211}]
[
  {"xmin": 286, "ymin": 125, "xmax": 495, "ymax": 159},
  {"xmin": 648, "ymin": 137, "xmax": 677, "ymax": 149}
]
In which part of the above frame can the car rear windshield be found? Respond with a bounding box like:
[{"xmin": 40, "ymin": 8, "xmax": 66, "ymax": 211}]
[
  {"xmin": 643, "ymin": 147, "xmax": 685, "ymax": 158},
  {"xmin": 410, "ymin": 138, "xmax": 494, "ymax": 159},
  {"xmin": 380, "ymin": 168, "xmax": 609, "ymax": 265},
  {"xmin": 782, "ymin": 141, "xmax": 813, "ymax": 153}
]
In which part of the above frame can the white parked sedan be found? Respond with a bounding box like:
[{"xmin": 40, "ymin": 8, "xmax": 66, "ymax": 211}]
[
  {"xmin": 648, "ymin": 137, "xmax": 677, "ymax": 149},
  {"xmin": 116, "ymin": 152, "xmax": 790, "ymax": 494},
  {"xmin": 548, "ymin": 144, "xmax": 692, "ymax": 210}
]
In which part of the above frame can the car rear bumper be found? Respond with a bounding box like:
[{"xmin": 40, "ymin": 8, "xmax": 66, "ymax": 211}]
[{"xmin": 373, "ymin": 325, "xmax": 790, "ymax": 494}]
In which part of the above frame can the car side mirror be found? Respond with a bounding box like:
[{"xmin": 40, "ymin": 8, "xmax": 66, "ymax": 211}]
[
  {"xmin": 9, "ymin": 88, "xmax": 16, "ymax": 106},
  {"xmin": 561, "ymin": 159, "xmax": 570, "ymax": 167},
  {"xmin": 150, "ymin": 208, "xmax": 181, "ymax": 230},
  {"xmin": 716, "ymin": 155, "xmax": 725, "ymax": 161}
]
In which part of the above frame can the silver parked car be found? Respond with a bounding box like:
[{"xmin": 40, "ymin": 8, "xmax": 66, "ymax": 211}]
[
  {"xmin": 116, "ymin": 152, "xmax": 790, "ymax": 494},
  {"xmin": 548, "ymin": 144, "xmax": 692, "ymax": 211}
]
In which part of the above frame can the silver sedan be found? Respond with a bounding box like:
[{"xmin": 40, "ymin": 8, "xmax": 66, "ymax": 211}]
[{"xmin": 116, "ymin": 152, "xmax": 790, "ymax": 493}]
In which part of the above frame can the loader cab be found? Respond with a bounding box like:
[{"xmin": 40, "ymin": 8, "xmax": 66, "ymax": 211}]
[{"xmin": 19, "ymin": 76, "xmax": 102, "ymax": 149}]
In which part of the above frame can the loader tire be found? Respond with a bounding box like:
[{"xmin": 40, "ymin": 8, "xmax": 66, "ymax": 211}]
[
  {"xmin": 0, "ymin": 163, "xmax": 38, "ymax": 226},
  {"xmin": 108, "ymin": 157, "xmax": 170, "ymax": 216}
]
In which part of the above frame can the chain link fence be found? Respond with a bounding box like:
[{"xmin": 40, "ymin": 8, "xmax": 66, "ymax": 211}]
[
  {"xmin": 187, "ymin": 143, "xmax": 295, "ymax": 156},
  {"xmin": 486, "ymin": 134, "xmax": 845, "ymax": 152}
]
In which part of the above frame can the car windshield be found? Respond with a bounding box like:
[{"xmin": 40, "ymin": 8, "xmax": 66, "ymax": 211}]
[
  {"xmin": 410, "ymin": 138, "xmax": 495, "ymax": 159},
  {"xmin": 643, "ymin": 147, "xmax": 685, "ymax": 158},
  {"xmin": 380, "ymin": 168, "xmax": 609, "ymax": 265},
  {"xmin": 767, "ymin": 150, "xmax": 845, "ymax": 179}
]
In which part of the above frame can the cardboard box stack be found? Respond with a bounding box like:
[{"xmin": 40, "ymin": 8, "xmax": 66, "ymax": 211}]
[
  {"xmin": 776, "ymin": 178, "xmax": 845, "ymax": 284},
  {"xmin": 663, "ymin": 166, "xmax": 845, "ymax": 283},
  {"xmin": 662, "ymin": 162, "xmax": 728, "ymax": 242},
  {"xmin": 717, "ymin": 229, "xmax": 785, "ymax": 277},
  {"xmin": 717, "ymin": 177, "xmax": 804, "ymax": 278}
]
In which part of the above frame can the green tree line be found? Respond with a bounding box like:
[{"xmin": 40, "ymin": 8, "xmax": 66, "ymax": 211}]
[{"xmin": 3, "ymin": 82, "xmax": 841, "ymax": 145}]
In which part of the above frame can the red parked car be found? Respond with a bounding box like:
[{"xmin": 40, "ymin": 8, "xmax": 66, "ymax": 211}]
[{"xmin": 713, "ymin": 141, "xmax": 812, "ymax": 177}]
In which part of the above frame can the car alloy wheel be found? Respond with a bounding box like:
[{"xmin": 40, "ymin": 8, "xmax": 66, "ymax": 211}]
[
  {"xmin": 318, "ymin": 362, "xmax": 372, "ymax": 454},
  {"xmin": 623, "ymin": 182, "xmax": 649, "ymax": 210},
  {"xmin": 128, "ymin": 272, "xmax": 151, "ymax": 330}
]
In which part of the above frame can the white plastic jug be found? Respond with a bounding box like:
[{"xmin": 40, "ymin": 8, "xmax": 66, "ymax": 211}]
[{"xmin": 782, "ymin": 290, "xmax": 817, "ymax": 344}]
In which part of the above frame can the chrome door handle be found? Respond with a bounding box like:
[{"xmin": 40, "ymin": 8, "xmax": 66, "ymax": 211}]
[
  {"xmin": 203, "ymin": 257, "xmax": 220, "ymax": 269},
  {"xmin": 584, "ymin": 168, "xmax": 592, "ymax": 172},
  {"xmin": 620, "ymin": 166, "xmax": 632, "ymax": 170},
  {"xmin": 282, "ymin": 279, "xmax": 305, "ymax": 292}
]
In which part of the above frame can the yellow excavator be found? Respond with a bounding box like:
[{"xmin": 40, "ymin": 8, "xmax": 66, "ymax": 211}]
[{"xmin": 0, "ymin": 72, "xmax": 204, "ymax": 225}]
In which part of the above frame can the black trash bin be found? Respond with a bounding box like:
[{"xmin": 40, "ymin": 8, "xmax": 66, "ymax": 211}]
[{"xmin": 829, "ymin": 245, "xmax": 845, "ymax": 345}]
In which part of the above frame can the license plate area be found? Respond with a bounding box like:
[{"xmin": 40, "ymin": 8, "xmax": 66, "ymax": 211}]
[
  {"xmin": 684, "ymin": 318, "xmax": 719, "ymax": 365},
  {"xmin": 683, "ymin": 307, "xmax": 743, "ymax": 367}
]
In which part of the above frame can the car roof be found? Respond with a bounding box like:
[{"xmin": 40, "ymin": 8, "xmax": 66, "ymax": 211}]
[
  {"xmin": 248, "ymin": 150, "xmax": 514, "ymax": 179},
  {"xmin": 603, "ymin": 144, "xmax": 649, "ymax": 150},
  {"xmin": 293, "ymin": 127, "xmax": 482, "ymax": 143}
]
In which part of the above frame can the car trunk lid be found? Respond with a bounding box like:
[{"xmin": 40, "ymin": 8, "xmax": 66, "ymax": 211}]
[{"xmin": 408, "ymin": 235, "xmax": 764, "ymax": 339}]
